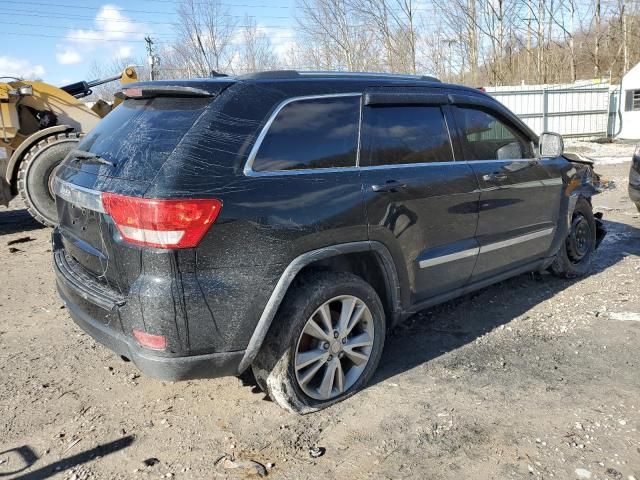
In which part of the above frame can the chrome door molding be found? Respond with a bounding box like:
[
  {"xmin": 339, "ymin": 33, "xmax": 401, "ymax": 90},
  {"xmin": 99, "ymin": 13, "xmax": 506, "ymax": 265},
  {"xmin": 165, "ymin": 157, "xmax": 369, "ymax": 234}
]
[{"xmin": 418, "ymin": 227, "xmax": 554, "ymax": 269}]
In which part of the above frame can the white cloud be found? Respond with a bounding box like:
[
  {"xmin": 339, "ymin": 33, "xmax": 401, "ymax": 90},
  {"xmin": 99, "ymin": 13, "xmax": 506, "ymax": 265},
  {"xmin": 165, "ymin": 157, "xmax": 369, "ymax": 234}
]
[
  {"xmin": 56, "ymin": 49, "xmax": 82, "ymax": 65},
  {"xmin": 116, "ymin": 45, "xmax": 133, "ymax": 59},
  {"xmin": 0, "ymin": 56, "xmax": 45, "ymax": 78},
  {"xmin": 262, "ymin": 26, "xmax": 296, "ymax": 58},
  {"xmin": 55, "ymin": 4, "xmax": 145, "ymax": 66},
  {"xmin": 68, "ymin": 5, "xmax": 146, "ymax": 45}
]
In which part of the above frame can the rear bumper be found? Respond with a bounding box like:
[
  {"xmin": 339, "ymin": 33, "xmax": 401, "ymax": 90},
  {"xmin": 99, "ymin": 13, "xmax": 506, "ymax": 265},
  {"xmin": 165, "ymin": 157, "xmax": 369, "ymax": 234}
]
[
  {"xmin": 58, "ymin": 285, "xmax": 244, "ymax": 381},
  {"xmin": 53, "ymin": 244, "xmax": 245, "ymax": 381}
]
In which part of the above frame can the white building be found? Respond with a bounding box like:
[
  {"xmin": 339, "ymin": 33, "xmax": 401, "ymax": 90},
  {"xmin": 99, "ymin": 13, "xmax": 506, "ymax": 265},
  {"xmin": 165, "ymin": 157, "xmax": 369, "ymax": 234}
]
[{"xmin": 617, "ymin": 62, "xmax": 640, "ymax": 140}]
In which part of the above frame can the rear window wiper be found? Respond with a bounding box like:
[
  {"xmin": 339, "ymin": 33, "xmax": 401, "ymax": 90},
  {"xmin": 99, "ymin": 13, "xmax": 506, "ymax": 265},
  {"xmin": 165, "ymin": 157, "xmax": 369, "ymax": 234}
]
[{"xmin": 69, "ymin": 149, "xmax": 116, "ymax": 167}]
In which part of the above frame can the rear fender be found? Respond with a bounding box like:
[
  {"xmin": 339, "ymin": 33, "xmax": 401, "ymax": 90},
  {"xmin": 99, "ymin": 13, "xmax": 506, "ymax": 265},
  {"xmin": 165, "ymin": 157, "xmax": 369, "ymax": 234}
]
[
  {"xmin": 237, "ymin": 241, "xmax": 401, "ymax": 374},
  {"xmin": 5, "ymin": 125, "xmax": 74, "ymax": 194}
]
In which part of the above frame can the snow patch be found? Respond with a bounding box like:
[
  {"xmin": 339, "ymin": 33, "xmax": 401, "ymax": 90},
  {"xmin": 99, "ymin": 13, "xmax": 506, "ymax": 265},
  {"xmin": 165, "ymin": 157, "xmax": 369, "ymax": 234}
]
[{"xmin": 609, "ymin": 312, "xmax": 640, "ymax": 322}]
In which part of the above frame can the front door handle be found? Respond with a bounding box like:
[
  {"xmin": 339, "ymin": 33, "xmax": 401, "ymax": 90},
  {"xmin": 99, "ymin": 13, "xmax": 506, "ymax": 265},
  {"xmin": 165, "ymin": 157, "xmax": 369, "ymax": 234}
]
[
  {"xmin": 482, "ymin": 172, "xmax": 508, "ymax": 182},
  {"xmin": 372, "ymin": 180, "xmax": 408, "ymax": 193}
]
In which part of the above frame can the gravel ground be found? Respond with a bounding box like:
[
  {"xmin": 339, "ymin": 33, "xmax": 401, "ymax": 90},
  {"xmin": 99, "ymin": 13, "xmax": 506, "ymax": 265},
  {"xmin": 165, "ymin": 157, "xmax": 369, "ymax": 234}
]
[{"xmin": 0, "ymin": 160, "xmax": 639, "ymax": 480}]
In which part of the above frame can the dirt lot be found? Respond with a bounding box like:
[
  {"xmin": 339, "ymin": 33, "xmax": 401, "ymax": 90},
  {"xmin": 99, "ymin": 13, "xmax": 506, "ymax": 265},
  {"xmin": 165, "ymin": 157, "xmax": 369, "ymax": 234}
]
[{"xmin": 1, "ymin": 157, "xmax": 639, "ymax": 480}]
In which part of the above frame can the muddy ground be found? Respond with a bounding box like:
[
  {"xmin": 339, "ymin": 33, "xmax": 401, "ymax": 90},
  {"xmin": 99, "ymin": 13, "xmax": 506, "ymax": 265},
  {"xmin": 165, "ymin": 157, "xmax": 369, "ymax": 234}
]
[{"xmin": 1, "ymin": 158, "xmax": 639, "ymax": 480}]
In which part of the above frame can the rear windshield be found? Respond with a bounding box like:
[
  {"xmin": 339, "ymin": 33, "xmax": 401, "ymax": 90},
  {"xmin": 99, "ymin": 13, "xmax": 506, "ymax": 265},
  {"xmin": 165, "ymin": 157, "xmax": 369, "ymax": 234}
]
[{"xmin": 75, "ymin": 96, "xmax": 211, "ymax": 181}]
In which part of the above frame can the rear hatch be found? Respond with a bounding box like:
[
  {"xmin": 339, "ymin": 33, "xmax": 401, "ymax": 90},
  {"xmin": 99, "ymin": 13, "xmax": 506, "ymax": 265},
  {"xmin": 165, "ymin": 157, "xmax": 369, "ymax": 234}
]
[{"xmin": 54, "ymin": 80, "xmax": 232, "ymax": 292}]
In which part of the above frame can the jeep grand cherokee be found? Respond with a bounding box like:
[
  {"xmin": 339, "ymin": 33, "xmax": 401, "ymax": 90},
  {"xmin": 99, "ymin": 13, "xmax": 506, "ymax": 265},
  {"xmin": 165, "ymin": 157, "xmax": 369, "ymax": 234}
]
[{"xmin": 52, "ymin": 71, "xmax": 605, "ymax": 413}]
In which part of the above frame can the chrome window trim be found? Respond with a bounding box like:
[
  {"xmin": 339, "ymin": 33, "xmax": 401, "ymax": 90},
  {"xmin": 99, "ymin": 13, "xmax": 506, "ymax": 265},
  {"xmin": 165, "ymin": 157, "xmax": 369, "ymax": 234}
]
[
  {"xmin": 418, "ymin": 227, "xmax": 555, "ymax": 269},
  {"xmin": 52, "ymin": 176, "xmax": 105, "ymax": 213},
  {"xmin": 355, "ymin": 94, "xmax": 364, "ymax": 167},
  {"xmin": 361, "ymin": 161, "xmax": 460, "ymax": 170},
  {"xmin": 243, "ymin": 92, "xmax": 362, "ymax": 177},
  {"xmin": 244, "ymin": 166, "xmax": 363, "ymax": 177},
  {"xmin": 441, "ymin": 105, "xmax": 457, "ymax": 163},
  {"xmin": 243, "ymin": 159, "xmax": 547, "ymax": 177},
  {"xmin": 461, "ymin": 158, "xmax": 538, "ymax": 164}
]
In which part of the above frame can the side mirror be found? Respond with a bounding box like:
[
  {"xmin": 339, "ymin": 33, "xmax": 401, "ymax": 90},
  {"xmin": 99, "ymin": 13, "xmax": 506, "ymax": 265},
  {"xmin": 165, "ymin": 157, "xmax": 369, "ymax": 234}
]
[{"xmin": 539, "ymin": 132, "xmax": 564, "ymax": 158}]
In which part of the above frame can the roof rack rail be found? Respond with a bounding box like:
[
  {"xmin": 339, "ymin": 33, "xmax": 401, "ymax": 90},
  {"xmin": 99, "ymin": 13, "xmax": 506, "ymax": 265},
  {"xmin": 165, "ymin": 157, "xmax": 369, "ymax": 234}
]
[
  {"xmin": 238, "ymin": 70, "xmax": 440, "ymax": 82},
  {"xmin": 238, "ymin": 70, "xmax": 301, "ymax": 80},
  {"xmin": 298, "ymin": 71, "xmax": 440, "ymax": 82}
]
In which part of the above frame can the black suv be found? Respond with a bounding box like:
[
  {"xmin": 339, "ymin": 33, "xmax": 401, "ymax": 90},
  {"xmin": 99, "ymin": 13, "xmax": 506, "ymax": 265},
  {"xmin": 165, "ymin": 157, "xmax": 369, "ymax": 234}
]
[{"xmin": 52, "ymin": 71, "xmax": 605, "ymax": 413}]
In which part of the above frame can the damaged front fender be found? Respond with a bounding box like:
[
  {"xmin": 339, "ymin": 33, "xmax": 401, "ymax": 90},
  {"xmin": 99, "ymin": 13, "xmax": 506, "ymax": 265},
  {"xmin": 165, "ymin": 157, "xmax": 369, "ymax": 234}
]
[{"xmin": 562, "ymin": 152, "xmax": 606, "ymax": 249}]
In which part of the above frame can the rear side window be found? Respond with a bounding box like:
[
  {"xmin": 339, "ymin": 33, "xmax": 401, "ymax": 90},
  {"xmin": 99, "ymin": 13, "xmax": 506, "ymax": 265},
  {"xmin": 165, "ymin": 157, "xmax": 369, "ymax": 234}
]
[
  {"xmin": 251, "ymin": 96, "xmax": 360, "ymax": 172},
  {"xmin": 77, "ymin": 97, "xmax": 211, "ymax": 181},
  {"xmin": 454, "ymin": 106, "xmax": 534, "ymax": 160},
  {"xmin": 362, "ymin": 105, "xmax": 453, "ymax": 166}
]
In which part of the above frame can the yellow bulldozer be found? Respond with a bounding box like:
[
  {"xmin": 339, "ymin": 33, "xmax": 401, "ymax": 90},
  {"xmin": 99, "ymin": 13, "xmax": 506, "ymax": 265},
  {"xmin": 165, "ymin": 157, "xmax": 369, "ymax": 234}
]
[{"xmin": 0, "ymin": 66, "xmax": 138, "ymax": 226}]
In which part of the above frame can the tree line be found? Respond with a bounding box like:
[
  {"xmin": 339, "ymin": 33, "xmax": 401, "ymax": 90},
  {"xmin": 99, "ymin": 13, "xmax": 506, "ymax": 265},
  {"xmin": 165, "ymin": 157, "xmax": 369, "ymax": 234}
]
[{"xmin": 89, "ymin": 0, "xmax": 640, "ymax": 100}]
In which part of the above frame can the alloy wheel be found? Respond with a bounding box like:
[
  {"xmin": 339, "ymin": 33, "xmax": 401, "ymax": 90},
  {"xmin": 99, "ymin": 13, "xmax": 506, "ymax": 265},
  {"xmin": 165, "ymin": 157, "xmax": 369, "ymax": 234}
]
[{"xmin": 294, "ymin": 295, "xmax": 374, "ymax": 401}]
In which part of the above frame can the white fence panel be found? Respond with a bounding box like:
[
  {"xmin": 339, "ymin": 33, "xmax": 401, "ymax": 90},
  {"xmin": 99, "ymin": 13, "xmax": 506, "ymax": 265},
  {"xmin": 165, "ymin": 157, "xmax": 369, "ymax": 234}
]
[{"xmin": 486, "ymin": 81, "xmax": 612, "ymax": 138}]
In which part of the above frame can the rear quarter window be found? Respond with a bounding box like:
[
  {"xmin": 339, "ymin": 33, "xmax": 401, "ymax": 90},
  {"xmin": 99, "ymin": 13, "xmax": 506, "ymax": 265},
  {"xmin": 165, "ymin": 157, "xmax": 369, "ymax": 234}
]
[
  {"xmin": 250, "ymin": 95, "xmax": 360, "ymax": 172},
  {"xmin": 76, "ymin": 96, "xmax": 211, "ymax": 181}
]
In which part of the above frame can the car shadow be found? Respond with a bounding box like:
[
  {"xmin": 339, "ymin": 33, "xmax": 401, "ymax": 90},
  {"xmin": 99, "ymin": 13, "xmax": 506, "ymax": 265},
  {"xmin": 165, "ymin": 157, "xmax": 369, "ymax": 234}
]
[
  {"xmin": 0, "ymin": 436, "xmax": 134, "ymax": 479},
  {"xmin": 370, "ymin": 218, "xmax": 639, "ymax": 386},
  {"xmin": 0, "ymin": 208, "xmax": 45, "ymax": 236}
]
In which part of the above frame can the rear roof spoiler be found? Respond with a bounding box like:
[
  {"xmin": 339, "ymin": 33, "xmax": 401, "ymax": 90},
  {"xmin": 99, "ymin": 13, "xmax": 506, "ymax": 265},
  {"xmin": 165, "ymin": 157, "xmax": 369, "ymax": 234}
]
[{"xmin": 122, "ymin": 85, "xmax": 214, "ymax": 99}]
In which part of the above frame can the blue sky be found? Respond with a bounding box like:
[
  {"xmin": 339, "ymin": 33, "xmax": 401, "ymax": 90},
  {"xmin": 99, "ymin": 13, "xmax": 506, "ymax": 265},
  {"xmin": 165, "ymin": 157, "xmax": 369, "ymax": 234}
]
[{"xmin": 0, "ymin": 0, "xmax": 296, "ymax": 85}]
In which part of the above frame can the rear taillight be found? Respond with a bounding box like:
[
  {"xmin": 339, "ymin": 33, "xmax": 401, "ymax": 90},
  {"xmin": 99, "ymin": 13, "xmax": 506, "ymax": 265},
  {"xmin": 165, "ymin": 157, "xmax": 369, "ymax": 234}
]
[{"xmin": 102, "ymin": 193, "xmax": 222, "ymax": 249}]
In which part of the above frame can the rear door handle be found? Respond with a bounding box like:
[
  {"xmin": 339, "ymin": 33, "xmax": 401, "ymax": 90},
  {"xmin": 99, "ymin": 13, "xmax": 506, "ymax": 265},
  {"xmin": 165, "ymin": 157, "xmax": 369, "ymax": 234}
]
[
  {"xmin": 482, "ymin": 172, "xmax": 508, "ymax": 182},
  {"xmin": 371, "ymin": 180, "xmax": 408, "ymax": 193}
]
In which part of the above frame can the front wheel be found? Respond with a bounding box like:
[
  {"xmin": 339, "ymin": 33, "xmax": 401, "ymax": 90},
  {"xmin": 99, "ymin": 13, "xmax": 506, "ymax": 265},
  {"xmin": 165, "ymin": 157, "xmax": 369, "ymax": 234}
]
[
  {"xmin": 551, "ymin": 197, "xmax": 597, "ymax": 278},
  {"xmin": 17, "ymin": 132, "xmax": 80, "ymax": 227},
  {"xmin": 252, "ymin": 271, "xmax": 386, "ymax": 414}
]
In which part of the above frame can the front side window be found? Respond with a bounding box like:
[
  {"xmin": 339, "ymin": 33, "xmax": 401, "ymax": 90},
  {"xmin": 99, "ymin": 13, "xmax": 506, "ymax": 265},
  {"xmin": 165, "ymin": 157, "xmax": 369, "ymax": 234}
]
[
  {"xmin": 251, "ymin": 96, "xmax": 360, "ymax": 172},
  {"xmin": 362, "ymin": 105, "xmax": 454, "ymax": 166},
  {"xmin": 454, "ymin": 106, "xmax": 534, "ymax": 160}
]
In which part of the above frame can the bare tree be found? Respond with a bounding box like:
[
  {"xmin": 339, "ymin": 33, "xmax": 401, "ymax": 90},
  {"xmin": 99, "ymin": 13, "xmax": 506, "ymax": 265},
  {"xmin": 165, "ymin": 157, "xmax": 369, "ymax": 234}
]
[
  {"xmin": 295, "ymin": 0, "xmax": 378, "ymax": 71},
  {"xmin": 619, "ymin": 0, "xmax": 629, "ymax": 74},
  {"xmin": 436, "ymin": 0, "xmax": 479, "ymax": 83},
  {"xmin": 238, "ymin": 16, "xmax": 279, "ymax": 73},
  {"xmin": 83, "ymin": 0, "xmax": 640, "ymax": 89},
  {"xmin": 352, "ymin": 0, "xmax": 418, "ymax": 73},
  {"xmin": 593, "ymin": 0, "xmax": 602, "ymax": 77},
  {"xmin": 173, "ymin": 0, "xmax": 238, "ymax": 76}
]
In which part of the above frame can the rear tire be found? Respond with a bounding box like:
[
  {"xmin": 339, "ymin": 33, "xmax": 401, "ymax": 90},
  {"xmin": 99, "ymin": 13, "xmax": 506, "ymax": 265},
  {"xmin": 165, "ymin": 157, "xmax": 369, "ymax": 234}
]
[
  {"xmin": 551, "ymin": 197, "xmax": 597, "ymax": 278},
  {"xmin": 17, "ymin": 132, "xmax": 81, "ymax": 227},
  {"xmin": 252, "ymin": 271, "xmax": 386, "ymax": 414}
]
